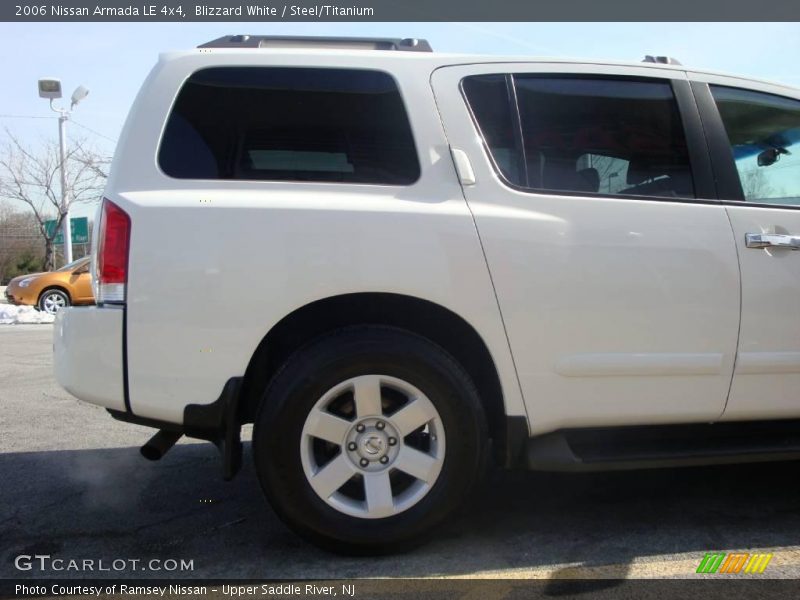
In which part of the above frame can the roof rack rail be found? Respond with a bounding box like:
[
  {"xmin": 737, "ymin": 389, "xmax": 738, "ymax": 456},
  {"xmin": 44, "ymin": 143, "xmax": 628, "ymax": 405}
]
[
  {"xmin": 642, "ymin": 55, "xmax": 682, "ymax": 66},
  {"xmin": 199, "ymin": 35, "xmax": 433, "ymax": 52}
]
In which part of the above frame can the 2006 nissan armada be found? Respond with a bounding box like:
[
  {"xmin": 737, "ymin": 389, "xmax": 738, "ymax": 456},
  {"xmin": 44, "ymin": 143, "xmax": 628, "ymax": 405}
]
[{"xmin": 54, "ymin": 35, "xmax": 800, "ymax": 553}]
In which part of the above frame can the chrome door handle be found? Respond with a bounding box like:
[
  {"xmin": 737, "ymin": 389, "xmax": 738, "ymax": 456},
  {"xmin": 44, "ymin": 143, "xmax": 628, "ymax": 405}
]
[{"xmin": 745, "ymin": 233, "xmax": 800, "ymax": 250}]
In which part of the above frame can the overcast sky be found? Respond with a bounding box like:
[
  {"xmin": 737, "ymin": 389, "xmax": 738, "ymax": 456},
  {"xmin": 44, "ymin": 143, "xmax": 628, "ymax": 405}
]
[{"xmin": 2, "ymin": 21, "xmax": 799, "ymax": 218}]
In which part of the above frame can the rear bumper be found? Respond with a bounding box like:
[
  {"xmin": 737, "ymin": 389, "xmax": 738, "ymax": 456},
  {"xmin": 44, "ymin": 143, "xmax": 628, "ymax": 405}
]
[{"xmin": 54, "ymin": 306, "xmax": 126, "ymax": 411}]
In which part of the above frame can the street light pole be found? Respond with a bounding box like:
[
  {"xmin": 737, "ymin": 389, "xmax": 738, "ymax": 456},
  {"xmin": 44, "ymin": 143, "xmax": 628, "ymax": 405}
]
[
  {"xmin": 38, "ymin": 78, "xmax": 88, "ymax": 267},
  {"xmin": 57, "ymin": 109, "xmax": 73, "ymax": 264}
]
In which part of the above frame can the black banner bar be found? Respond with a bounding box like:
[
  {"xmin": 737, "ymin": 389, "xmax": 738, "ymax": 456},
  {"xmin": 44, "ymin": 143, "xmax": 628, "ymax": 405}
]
[
  {"xmin": 2, "ymin": 579, "xmax": 800, "ymax": 600},
  {"xmin": 3, "ymin": 0, "xmax": 800, "ymax": 22}
]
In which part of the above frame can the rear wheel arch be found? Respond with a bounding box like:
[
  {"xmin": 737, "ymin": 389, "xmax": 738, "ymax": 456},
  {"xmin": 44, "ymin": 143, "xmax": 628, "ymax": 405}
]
[{"xmin": 240, "ymin": 292, "xmax": 513, "ymax": 465}]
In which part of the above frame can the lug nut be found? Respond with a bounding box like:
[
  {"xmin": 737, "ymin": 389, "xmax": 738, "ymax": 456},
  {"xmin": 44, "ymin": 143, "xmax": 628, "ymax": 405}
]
[
  {"xmin": 355, "ymin": 424, "xmax": 365, "ymax": 433},
  {"xmin": 380, "ymin": 456, "xmax": 389, "ymax": 464},
  {"xmin": 388, "ymin": 437, "xmax": 397, "ymax": 446},
  {"xmin": 376, "ymin": 421, "xmax": 385, "ymax": 430},
  {"xmin": 359, "ymin": 458, "xmax": 369, "ymax": 468},
  {"xmin": 348, "ymin": 442, "xmax": 357, "ymax": 451}
]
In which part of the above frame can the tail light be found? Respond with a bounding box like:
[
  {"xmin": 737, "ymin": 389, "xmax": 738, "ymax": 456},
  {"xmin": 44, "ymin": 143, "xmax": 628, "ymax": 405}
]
[{"xmin": 97, "ymin": 199, "xmax": 131, "ymax": 305}]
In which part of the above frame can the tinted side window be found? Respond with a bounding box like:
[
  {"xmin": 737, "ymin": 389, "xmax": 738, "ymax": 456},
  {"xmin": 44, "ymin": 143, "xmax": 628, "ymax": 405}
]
[
  {"xmin": 159, "ymin": 68, "xmax": 420, "ymax": 185},
  {"xmin": 462, "ymin": 75, "xmax": 524, "ymax": 185},
  {"xmin": 711, "ymin": 86, "xmax": 800, "ymax": 206},
  {"xmin": 465, "ymin": 75, "xmax": 695, "ymax": 199},
  {"xmin": 515, "ymin": 77, "xmax": 694, "ymax": 198}
]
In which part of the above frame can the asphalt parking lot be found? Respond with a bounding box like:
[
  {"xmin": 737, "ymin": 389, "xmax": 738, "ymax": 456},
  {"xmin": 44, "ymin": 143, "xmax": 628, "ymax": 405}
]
[{"xmin": 1, "ymin": 323, "xmax": 800, "ymax": 581}]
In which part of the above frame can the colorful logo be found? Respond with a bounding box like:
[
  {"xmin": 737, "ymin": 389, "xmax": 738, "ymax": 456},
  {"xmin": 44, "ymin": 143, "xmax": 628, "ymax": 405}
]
[{"xmin": 696, "ymin": 552, "xmax": 773, "ymax": 574}]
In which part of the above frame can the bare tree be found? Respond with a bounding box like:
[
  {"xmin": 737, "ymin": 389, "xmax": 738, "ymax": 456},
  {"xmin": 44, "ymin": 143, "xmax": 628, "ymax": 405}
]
[
  {"xmin": 73, "ymin": 144, "xmax": 112, "ymax": 180},
  {"xmin": 0, "ymin": 200, "xmax": 43, "ymax": 283},
  {"xmin": 741, "ymin": 168, "xmax": 778, "ymax": 201},
  {"xmin": 0, "ymin": 130, "xmax": 108, "ymax": 270}
]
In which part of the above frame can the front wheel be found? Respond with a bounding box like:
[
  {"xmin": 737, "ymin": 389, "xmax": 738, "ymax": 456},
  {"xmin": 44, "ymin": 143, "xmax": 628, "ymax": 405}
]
[
  {"xmin": 38, "ymin": 289, "xmax": 70, "ymax": 315},
  {"xmin": 252, "ymin": 326, "xmax": 487, "ymax": 554}
]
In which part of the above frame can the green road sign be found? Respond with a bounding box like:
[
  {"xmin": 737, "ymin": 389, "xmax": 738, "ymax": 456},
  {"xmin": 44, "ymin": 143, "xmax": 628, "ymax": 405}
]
[{"xmin": 44, "ymin": 217, "xmax": 89, "ymax": 245}]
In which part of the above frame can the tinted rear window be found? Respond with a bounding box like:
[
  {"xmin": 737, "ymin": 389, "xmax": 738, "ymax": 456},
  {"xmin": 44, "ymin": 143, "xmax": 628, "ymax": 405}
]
[{"xmin": 159, "ymin": 67, "xmax": 420, "ymax": 185}]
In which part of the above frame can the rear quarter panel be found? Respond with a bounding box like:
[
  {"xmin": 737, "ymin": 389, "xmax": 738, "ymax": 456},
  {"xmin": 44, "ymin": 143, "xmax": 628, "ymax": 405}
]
[{"xmin": 106, "ymin": 51, "xmax": 525, "ymax": 425}]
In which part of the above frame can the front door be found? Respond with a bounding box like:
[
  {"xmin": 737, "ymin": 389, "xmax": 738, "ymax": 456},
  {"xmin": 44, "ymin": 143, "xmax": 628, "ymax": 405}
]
[
  {"xmin": 432, "ymin": 64, "xmax": 741, "ymax": 434},
  {"xmin": 696, "ymin": 78, "xmax": 800, "ymax": 420}
]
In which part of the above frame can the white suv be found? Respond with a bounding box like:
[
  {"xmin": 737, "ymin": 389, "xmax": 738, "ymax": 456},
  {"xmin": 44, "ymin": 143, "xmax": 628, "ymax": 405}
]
[{"xmin": 54, "ymin": 35, "xmax": 800, "ymax": 553}]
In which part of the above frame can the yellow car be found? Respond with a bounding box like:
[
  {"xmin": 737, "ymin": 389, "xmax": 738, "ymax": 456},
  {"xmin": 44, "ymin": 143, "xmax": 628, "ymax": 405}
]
[{"xmin": 5, "ymin": 256, "xmax": 95, "ymax": 315}]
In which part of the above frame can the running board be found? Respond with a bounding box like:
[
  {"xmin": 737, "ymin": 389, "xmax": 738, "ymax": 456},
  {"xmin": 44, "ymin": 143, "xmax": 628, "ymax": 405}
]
[{"xmin": 525, "ymin": 419, "xmax": 800, "ymax": 471}]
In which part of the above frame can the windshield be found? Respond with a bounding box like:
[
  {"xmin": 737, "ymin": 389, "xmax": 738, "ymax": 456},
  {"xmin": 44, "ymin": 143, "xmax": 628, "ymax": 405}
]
[{"xmin": 56, "ymin": 256, "xmax": 90, "ymax": 273}]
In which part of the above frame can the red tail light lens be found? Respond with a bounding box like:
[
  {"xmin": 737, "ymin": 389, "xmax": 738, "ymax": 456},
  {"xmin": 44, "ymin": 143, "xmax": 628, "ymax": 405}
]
[{"xmin": 97, "ymin": 199, "xmax": 131, "ymax": 304}]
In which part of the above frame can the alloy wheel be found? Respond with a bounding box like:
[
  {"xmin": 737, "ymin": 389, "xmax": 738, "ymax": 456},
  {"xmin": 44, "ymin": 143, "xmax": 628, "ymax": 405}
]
[{"xmin": 299, "ymin": 374, "xmax": 446, "ymax": 519}]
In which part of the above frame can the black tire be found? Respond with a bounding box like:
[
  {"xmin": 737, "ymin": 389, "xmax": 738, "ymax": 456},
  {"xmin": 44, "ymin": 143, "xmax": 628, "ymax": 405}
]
[
  {"xmin": 37, "ymin": 288, "xmax": 70, "ymax": 315},
  {"xmin": 252, "ymin": 325, "xmax": 488, "ymax": 554}
]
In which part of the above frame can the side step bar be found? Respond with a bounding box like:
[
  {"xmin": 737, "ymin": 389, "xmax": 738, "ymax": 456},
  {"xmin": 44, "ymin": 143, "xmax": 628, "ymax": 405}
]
[{"xmin": 525, "ymin": 419, "xmax": 800, "ymax": 471}]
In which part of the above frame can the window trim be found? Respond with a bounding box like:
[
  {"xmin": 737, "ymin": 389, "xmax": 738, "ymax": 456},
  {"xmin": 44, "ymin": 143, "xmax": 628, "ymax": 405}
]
[
  {"xmin": 155, "ymin": 65, "xmax": 422, "ymax": 187},
  {"xmin": 505, "ymin": 74, "xmax": 529, "ymax": 187},
  {"xmin": 694, "ymin": 81, "xmax": 800, "ymax": 210},
  {"xmin": 458, "ymin": 73, "xmax": 523, "ymax": 190},
  {"xmin": 459, "ymin": 72, "xmax": 717, "ymax": 205},
  {"xmin": 690, "ymin": 82, "xmax": 746, "ymax": 202},
  {"xmin": 672, "ymin": 79, "xmax": 717, "ymax": 200}
]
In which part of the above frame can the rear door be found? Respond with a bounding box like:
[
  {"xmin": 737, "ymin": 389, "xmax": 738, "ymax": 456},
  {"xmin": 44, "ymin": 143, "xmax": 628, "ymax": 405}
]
[
  {"xmin": 432, "ymin": 63, "xmax": 741, "ymax": 434},
  {"xmin": 692, "ymin": 77, "xmax": 800, "ymax": 420}
]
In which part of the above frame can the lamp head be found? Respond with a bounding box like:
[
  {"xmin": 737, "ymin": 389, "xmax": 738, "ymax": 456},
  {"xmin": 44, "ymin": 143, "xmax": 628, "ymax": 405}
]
[
  {"xmin": 38, "ymin": 78, "xmax": 62, "ymax": 100},
  {"xmin": 70, "ymin": 85, "xmax": 89, "ymax": 108}
]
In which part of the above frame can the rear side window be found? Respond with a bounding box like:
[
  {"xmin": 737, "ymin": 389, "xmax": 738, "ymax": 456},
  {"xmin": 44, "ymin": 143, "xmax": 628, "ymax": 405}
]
[
  {"xmin": 463, "ymin": 75, "xmax": 695, "ymax": 199},
  {"xmin": 159, "ymin": 67, "xmax": 420, "ymax": 185}
]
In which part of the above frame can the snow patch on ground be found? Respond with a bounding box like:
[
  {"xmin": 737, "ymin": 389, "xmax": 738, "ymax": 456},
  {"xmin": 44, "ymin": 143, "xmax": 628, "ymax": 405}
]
[{"xmin": 0, "ymin": 304, "xmax": 55, "ymax": 325}]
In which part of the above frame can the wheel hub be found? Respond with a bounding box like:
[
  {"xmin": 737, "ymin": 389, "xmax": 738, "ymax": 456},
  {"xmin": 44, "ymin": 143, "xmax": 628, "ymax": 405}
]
[
  {"xmin": 360, "ymin": 433, "xmax": 386, "ymax": 457},
  {"xmin": 345, "ymin": 418, "xmax": 400, "ymax": 471}
]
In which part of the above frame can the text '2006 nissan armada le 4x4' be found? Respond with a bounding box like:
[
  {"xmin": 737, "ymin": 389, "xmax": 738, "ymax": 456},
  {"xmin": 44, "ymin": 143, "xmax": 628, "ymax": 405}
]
[{"xmin": 54, "ymin": 35, "xmax": 800, "ymax": 553}]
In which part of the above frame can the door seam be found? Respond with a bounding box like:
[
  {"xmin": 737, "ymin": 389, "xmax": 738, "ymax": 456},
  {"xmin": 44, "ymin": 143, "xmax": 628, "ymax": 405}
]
[
  {"xmin": 429, "ymin": 68, "xmax": 532, "ymax": 432},
  {"xmin": 720, "ymin": 205, "xmax": 744, "ymax": 419},
  {"xmin": 685, "ymin": 73, "xmax": 741, "ymax": 420}
]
